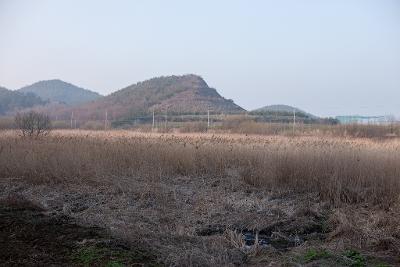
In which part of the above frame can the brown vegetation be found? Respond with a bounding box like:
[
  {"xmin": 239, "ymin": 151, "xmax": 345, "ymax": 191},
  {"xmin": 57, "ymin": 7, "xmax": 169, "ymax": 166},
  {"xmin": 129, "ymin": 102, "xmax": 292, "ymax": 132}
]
[
  {"xmin": 0, "ymin": 130, "xmax": 399, "ymax": 265},
  {"xmin": 1, "ymin": 130, "xmax": 398, "ymax": 206},
  {"xmin": 218, "ymin": 117, "xmax": 400, "ymax": 138}
]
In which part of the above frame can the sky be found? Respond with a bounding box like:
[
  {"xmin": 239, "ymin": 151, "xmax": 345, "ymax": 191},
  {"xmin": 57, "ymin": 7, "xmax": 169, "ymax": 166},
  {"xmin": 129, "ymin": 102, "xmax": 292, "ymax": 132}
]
[{"xmin": 0, "ymin": 0, "xmax": 399, "ymax": 117}]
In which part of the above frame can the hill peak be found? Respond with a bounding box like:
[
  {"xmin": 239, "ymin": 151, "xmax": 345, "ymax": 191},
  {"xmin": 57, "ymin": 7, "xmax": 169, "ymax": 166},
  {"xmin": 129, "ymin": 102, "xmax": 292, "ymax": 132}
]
[
  {"xmin": 18, "ymin": 80, "xmax": 101, "ymax": 106},
  {"xmin": 0, "ymin": 86, "xmax": 45, "ymax": 115},
  {"xmin": 52, "ymin": 74, "xmax": 244, "ymax": 120},
  {"xmin": 127, "ymin": 74, "xmax": 208, "ymax": 92},
  {"xmin": 113, "ymin": 74, "xmax": 242, "ymax": 113}
]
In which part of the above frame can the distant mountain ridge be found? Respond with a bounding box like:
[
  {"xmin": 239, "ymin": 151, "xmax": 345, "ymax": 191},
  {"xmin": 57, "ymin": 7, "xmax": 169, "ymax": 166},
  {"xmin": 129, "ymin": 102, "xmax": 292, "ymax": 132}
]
[
  {"xmin": 0, "ymin": 86, "xmax": 45, "ymax": 115},
  {"xmin": 18, "ymin": 79, "xmax": 101, "ymax": 106},
  {"xmin": 52, "ymin": 74, "xmax": 245, "ymax": 120}
]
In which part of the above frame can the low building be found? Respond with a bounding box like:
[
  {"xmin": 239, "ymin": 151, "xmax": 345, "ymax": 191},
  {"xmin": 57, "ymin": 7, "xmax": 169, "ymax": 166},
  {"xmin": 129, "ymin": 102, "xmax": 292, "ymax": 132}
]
[{"xmin": 335, "ymin": 115, "xmax": 392, "ymax": 125}]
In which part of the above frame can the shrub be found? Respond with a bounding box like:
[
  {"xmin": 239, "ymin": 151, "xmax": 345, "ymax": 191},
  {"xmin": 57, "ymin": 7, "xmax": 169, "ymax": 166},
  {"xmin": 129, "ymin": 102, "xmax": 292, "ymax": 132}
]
[{"xmin": 15, "ymin": 111, "xmax": 51, "ymax": 137}]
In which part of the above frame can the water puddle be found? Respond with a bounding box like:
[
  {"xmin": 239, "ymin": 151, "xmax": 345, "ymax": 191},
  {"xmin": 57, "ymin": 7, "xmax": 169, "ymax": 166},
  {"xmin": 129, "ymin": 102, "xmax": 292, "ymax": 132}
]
[{"xmin": 241, "ymin": 230, "xmax": 301, "ymax": 250}]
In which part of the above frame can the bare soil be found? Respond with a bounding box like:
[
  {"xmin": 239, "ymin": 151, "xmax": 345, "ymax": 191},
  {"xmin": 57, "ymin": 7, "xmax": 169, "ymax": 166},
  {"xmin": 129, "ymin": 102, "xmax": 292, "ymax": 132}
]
[
  {"xmin": 1, "ymin": 177, "xmax": 398, "ymax": 266},
  {"xmin": 0, "ymin": 198, "xmax": 160, "ymax": 267}
]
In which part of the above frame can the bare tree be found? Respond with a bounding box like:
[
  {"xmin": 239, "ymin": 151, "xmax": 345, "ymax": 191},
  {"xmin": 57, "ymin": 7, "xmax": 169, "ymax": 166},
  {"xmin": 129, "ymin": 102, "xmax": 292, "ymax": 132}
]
[{"xmin": 15, "ymin": 111, "xmax": 51, "ymax": 137}]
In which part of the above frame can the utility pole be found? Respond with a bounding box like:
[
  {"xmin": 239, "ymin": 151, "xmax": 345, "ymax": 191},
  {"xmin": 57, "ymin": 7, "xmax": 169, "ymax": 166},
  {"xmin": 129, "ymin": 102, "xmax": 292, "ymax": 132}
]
[
  {"xmin": 293, "ymin": 109, "xmax": 296, "ymax": 134},
  {"xmin": 294, "ymin": 109, "xmax": 296, "ymax": 125},
  {"xmin": 165, "ymin": 109, "xmax": 167, "ymax": 129},
  {"xmin": 71, "ymin": 111, "xmax": 74, "ymax": 129},
  {"xmin": 152, "ymin": 110, "xmax": 155, "ymax": 130},
  {"xmin": 105, "ymin": 110, "xmax": 108, "ymax": 130},
  {"xmin": 207, "ymin": 109, "xmax": 210, "ymax": 128}
]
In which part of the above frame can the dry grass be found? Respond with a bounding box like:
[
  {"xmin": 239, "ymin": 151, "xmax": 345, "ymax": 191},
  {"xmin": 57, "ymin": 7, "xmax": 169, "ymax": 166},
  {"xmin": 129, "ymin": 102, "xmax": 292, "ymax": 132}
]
[
  {"xmin": 1, "ymin": 130, "xmax": 399, "ymax": 207},
  {"xmin": 0, "ymin": 129, "xmax": 399, "ymax": 265},
  {"xmin": 218, "ymin": 119, "xmax": 400, "ymax": 138}
]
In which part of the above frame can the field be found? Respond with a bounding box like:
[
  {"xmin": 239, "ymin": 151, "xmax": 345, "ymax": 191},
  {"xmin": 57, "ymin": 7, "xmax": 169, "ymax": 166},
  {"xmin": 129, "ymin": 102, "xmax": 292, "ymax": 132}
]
[{"xmin": 1, "ymin": 130, "xmax": 399, "ymax": 266}]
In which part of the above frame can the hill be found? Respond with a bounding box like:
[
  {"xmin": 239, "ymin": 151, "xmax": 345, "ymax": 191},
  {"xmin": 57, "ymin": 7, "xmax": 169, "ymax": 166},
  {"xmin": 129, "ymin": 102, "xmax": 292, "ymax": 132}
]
[
  {"xmin": 251, "ymin": 104, "xmax": 317, "ymax": 118},
  {"xmin": 53, "ymin": 74, "xmax": 244, "ymax": 120},
  {"xmin": 0, "ymin": 86, "xmax": 46, "ymax": 115},
  {"xmin": 18, "ymin": 79, "xmax": 101, "ymax": 106}
]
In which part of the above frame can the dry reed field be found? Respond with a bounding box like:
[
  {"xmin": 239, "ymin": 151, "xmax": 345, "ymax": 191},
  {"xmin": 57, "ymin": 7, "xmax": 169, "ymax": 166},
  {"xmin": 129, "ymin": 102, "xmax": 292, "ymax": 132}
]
[{"xmin": 1, "ymin": 130, "xmax": 399, "ymax": 266}]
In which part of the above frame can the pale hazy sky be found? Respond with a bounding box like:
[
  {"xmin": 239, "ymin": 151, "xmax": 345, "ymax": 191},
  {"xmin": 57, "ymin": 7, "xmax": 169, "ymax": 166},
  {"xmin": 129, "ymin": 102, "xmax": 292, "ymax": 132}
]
[{"xmin": 0, "ymin": 0, "xmax": 399, "ymax": 117}]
